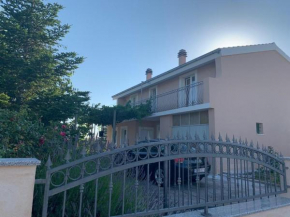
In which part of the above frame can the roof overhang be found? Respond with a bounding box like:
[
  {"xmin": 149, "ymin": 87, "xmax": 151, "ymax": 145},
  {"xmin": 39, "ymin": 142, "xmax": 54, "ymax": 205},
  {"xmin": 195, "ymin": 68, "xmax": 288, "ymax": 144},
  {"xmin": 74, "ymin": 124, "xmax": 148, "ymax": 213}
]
[{"xmin": 220, "ymin": 43, "xmax": 290, "ymax": 62}]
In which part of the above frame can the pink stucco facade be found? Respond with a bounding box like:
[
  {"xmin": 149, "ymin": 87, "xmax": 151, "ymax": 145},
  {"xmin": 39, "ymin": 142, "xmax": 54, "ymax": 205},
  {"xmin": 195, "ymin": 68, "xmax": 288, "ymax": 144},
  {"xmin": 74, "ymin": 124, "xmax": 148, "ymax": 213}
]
[
  {"xmin": 208, "ymin": 50, "xmax": 290, "ymax": 155},
  {"xmin": 109, "ymin": 44, "xmax": 290, "ymax": 155}
]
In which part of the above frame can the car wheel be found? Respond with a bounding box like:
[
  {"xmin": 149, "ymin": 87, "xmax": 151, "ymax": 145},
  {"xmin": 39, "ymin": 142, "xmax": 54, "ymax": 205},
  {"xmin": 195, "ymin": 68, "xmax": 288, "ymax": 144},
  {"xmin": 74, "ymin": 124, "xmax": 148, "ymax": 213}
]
[{"xmin": 153, "ymin": 168, "xmax": 164, "ymax": 186}]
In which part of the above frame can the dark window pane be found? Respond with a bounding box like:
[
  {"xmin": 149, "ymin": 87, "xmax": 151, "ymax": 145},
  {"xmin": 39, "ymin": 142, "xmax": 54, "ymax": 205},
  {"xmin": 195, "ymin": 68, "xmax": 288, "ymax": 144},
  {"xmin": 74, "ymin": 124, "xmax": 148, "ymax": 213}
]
[
  {"xmin": 180, "ymin": 114, "xmax": 190, "ymax": 125},
  {"xmin": 190, "ymin": 112, "xmax": 200, "ymax": 125},
  {"xmin": 200, "ymin": 111, "xmax": 209, "ymax": 124},
  {"xmin": 256, "ymin": 123, "xmax": 263, "ymax": 134},
  {"xmin": 173, "ymin": 115, "xmax": 180, "ymax": 126}
]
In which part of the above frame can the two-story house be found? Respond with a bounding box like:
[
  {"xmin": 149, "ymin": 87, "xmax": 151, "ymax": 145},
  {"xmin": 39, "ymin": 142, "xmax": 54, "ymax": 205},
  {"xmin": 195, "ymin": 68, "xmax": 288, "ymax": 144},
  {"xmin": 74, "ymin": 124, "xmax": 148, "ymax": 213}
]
[{"xmin": 107, "ymin": 43, "xmax": 290, "ymax": 156}]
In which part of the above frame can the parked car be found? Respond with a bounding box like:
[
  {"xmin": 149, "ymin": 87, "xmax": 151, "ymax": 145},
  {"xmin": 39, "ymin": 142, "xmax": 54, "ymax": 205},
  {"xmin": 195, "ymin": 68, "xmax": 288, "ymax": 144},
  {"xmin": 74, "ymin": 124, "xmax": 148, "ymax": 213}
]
[{"xmin": 133, "ymin": 140, "xmax": 211, "ymax": 186}]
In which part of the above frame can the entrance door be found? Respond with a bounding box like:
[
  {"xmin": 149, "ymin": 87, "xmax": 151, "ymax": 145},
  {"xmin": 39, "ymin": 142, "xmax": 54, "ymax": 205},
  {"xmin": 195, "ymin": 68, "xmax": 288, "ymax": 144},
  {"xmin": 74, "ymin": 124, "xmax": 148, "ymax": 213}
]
[
  {"xmin": 120, "ymin": 127, "xmax": 127, "ymax": 147},
  {"xmin": 184, "ymin": 75, "xmax": 196, "ymax": 106}
]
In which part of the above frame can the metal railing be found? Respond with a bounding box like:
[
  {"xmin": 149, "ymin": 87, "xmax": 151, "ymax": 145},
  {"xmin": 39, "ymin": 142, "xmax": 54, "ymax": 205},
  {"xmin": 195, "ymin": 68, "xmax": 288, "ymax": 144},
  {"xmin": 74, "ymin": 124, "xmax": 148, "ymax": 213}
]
[
  {"xmin": 135, "ymin": 81, "xmax": 203, "ymax": 113},
  {"xmin": 38, "ymin": 134, "xmax": 287, "ymax": 217}
]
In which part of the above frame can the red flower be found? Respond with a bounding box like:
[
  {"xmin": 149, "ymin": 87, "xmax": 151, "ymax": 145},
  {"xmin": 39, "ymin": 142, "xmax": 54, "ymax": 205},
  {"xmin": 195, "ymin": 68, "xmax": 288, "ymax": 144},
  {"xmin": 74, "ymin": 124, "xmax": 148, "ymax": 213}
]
[
  {"xmin": 60, "ymin": 131, "xmax": 66, "ymax": 137},
  {"xmin": 62, "ymin": 125, "xmax": 66, "ymax": 129},
  {"xmin": 39, "ymin": 137, "xmax": 45, "ymax": 145}
]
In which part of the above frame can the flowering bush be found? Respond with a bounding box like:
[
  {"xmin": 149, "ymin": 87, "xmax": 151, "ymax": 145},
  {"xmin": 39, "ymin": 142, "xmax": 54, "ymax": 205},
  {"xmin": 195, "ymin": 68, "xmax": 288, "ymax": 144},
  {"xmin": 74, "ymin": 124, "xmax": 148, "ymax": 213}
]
[
  {"xmin": 0, "ymin": 108, "xmax": 45, "ymax": 158},
  {"xmin": 0, "ymin": 108, "xmax": 78, "ymax": 161}
]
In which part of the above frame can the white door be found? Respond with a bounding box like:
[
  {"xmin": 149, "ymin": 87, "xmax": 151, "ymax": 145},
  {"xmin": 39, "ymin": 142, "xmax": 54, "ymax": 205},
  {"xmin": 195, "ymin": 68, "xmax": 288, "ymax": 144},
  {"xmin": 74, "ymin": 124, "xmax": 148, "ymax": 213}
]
[
  {"xmin": 179, "ymin": 75, "xmax": 196, "ymax": 107},
  {"xmin": 120, "ymin": 127, "xmax": 127, "ymax": 147},
  {"xmin": 150, "ymin": 88, "xmax": 157, "ymax": 112},
  {"xmin": 184, "ymin": 77, "xmax": 191, "ymax": 106}
]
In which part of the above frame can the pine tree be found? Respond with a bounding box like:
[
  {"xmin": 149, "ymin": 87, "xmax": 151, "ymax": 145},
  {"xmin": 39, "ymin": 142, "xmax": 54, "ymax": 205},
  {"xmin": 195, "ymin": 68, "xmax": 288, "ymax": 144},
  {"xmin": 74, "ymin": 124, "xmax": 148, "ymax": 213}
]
[{"xmin": 0, "ymin": 0, "xmax": 84, "ymax": 108}]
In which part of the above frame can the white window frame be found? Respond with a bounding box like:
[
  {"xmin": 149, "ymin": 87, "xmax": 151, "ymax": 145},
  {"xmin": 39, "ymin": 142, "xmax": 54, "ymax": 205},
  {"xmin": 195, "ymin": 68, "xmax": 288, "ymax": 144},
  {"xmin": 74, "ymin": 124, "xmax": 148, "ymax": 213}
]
[
  {"xmin": 129, "ymin": 94, "xmax": 138, "ymax": 106},
  {"xmin": 148, "ymin": 86, "xmax": 158, "ymax": 98},
  {"xmin": 179, "ymin": 70, "xmax": 198, "ymax": 88}
]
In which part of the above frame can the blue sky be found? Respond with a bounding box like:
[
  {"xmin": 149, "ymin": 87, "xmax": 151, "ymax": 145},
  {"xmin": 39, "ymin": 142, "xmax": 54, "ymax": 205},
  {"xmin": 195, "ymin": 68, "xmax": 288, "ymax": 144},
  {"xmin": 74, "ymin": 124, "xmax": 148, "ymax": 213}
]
[{"xmin": 46, "ymin": 0, "xmax": 290, "ymax": 106}]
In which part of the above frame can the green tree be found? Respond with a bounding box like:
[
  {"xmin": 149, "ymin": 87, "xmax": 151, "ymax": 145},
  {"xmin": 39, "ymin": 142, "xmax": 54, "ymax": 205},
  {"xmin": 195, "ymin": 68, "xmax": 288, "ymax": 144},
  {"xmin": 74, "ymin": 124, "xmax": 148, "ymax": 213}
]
[
  {"xmin": 28, "ymin": 89, "xmax": 90, "ymax": 125},
  {"xmin": 0, "ymin": 93, "xmax": 10, "ymax": 108},
  {"xmin": 84, "ymin": 101, "xmax": 152, "ymax": 126},
  {"xmin": 0, "ymin": 0, "xmax": 84, "ymax": 109}
]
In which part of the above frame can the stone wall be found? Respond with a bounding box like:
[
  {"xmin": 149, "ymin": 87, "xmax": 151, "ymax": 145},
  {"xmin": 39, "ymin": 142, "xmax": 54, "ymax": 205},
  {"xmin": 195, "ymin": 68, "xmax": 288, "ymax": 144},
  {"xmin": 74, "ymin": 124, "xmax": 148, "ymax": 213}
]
[{"xmin": 0, "ymin": 158, "xmax": 40, "ymax": 217}]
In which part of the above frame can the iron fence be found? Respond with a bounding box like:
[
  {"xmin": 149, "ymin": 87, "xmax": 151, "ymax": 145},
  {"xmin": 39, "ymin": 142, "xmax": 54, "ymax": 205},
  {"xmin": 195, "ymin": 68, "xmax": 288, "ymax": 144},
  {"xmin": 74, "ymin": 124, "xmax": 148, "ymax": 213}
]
[
  {"xmin": 37, "ymin": 134, "xmax": 287, "ymax": 217},
  {"xmin": 135, "ymin": 82, "xmax": 203, "ymax": 113}
]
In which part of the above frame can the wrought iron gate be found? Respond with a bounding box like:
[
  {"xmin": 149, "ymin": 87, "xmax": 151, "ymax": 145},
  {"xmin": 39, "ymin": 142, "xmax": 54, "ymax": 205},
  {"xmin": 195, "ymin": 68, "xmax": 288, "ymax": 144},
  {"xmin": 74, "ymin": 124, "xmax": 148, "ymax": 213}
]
[{"xmin": 39, "ymin": 135, "xmax": 287, "ymax": 217}]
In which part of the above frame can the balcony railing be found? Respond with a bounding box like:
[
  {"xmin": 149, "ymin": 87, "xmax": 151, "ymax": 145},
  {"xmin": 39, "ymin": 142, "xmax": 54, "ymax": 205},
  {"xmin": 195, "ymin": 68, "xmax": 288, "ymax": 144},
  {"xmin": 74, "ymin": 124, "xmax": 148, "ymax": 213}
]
[{"xmin": 135, "ymin": 81, "xmax": 203, "ymax": 113}]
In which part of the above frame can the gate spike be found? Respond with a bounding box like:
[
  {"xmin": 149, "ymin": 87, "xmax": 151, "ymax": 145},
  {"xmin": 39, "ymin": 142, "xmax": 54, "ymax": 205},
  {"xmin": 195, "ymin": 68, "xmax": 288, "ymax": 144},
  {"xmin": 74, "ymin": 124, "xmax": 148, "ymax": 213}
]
[
  {"xmin": 245, "ymin": 138, "xmax": 248, "ymax": 146},
  {"xmin": 256, "ymin": 142, "xmax": 260, "ymax": 150},
  {"xmin": 239, "ymin": 137, "xmax": 242, "ymax": 144},
  {"xmin": 45, "ymin": 155, "xmax": 52, "ymax": 169},
  {"xmin": 165, "ymin": 133, "xmax": 170, "ymax": 141},
  {"xmin": 165, "ymin": 136, "xmax": 168, "ymax": 141},
  {"xmin": 226, "ymin": 134, "xmax": 230, "ymax": 142},
  {"xmin": 188, "ymin": 132, "xmax": 193, "ymax": 140},
  {"xmin": 218, "ymin": 133, "xmax": 223, "ymax": 142},
  {"xmin": 203, "ymin": 131, "xmax": 207, "ymax": 140},
  {"xmin": 109, "ymin": 141, "xmax": 115, "ymax": 150},
  {"xmin": 172, "ymin": 134, "xmax": 176, "ymax": 140},
  {"xmin": 232, "ymin": 135, "xmax": 236, "ymax": 143},
  {"xmin": 211, "ymin": 133, "xmax": 215, "ymax": 141},
  {"xmin": 181, "ymin": 134, "xmax": 185, "ymax": 140},
  {"xmin": 195, "ymin": 132, "xmax": 200, "ymax": 140},
  {"xmin": 147, "ymin": 131, "xmax": 151, "ymax": 141},
  {"xmin": 65, "ymin": 150, "xmax": 71, "ymax": 163},
  {"xmin": 126, "ymin": 139, "xmax": 129, "ymax": 147},
  {"xmin": 177, "ymin": 131, "xmax": 180, "ymax": 140},
  {"xmin": 250, "ymin": 140, "xmax": 254, "ymax": 147},
  {"xmin": 81, "ymin": 146, "xmax": 86, "ymax": 158},
  {"xmin": 185, "ymin": 131, "xmax": 189, "ymax": 140}
]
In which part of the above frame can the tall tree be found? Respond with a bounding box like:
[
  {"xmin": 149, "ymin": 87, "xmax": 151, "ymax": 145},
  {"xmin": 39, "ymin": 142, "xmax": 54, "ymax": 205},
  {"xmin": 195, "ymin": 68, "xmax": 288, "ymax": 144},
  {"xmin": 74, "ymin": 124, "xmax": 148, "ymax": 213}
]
[{"xmin": 0, "ymin": 0, "xmax": 84, "ymax": 109}]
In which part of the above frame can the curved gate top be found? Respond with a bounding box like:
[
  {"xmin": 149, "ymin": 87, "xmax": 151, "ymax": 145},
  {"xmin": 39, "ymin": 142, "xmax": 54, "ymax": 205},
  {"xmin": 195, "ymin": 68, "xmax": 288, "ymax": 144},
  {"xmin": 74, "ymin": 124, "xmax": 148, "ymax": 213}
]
[{"xmin": 40, "ymin": 135, "xmax": 287, "ymax": 217}]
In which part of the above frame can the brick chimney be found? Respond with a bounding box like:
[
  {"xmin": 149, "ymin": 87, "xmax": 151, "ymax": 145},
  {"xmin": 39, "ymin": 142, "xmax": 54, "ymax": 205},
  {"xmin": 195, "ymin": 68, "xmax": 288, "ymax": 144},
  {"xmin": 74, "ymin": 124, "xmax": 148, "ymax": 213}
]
[
  {"xmin": 178, "ymin": 49, "xmax": 187, "ymax": 65},
  {"xmin": 146, "ymin": 68, "xmax": 152, "ymax": 80}
]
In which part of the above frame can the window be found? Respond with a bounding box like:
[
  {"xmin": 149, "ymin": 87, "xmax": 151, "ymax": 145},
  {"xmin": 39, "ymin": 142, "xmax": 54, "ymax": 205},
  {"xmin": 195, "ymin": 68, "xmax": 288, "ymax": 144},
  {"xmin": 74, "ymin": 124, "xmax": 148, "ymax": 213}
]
[
  {"xmin": 180, "ymin": 114, "xmax": 190, "ymax": 125},
  {"xmin": 200, "ymin": 111, "xmax": 209, "ymax": 124},
  {"xmin": 173, "ymin": 115, "xmax": 180, "ymax": 126},
  {"xmin": 256, "ymin": 123, "xmax": 263, "ymax": 134},
  {"xmin": 173, "ymin": 111, "xmax": 209, "ymax": 126},
  {"xmin": 129, "ymin": 94, "xmax": 137, "ymax": 106},
  {"xmin": 190, "ymin": 112, "xmax": 199, "ymax": 125}
]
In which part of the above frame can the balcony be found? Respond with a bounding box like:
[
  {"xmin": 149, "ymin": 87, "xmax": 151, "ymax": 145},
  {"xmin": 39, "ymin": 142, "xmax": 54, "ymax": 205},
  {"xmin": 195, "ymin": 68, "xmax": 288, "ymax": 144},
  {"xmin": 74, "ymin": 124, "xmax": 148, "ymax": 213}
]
[{"xmin": 135, "ymin": 81, "xmax": 204, "ymax": 113}]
